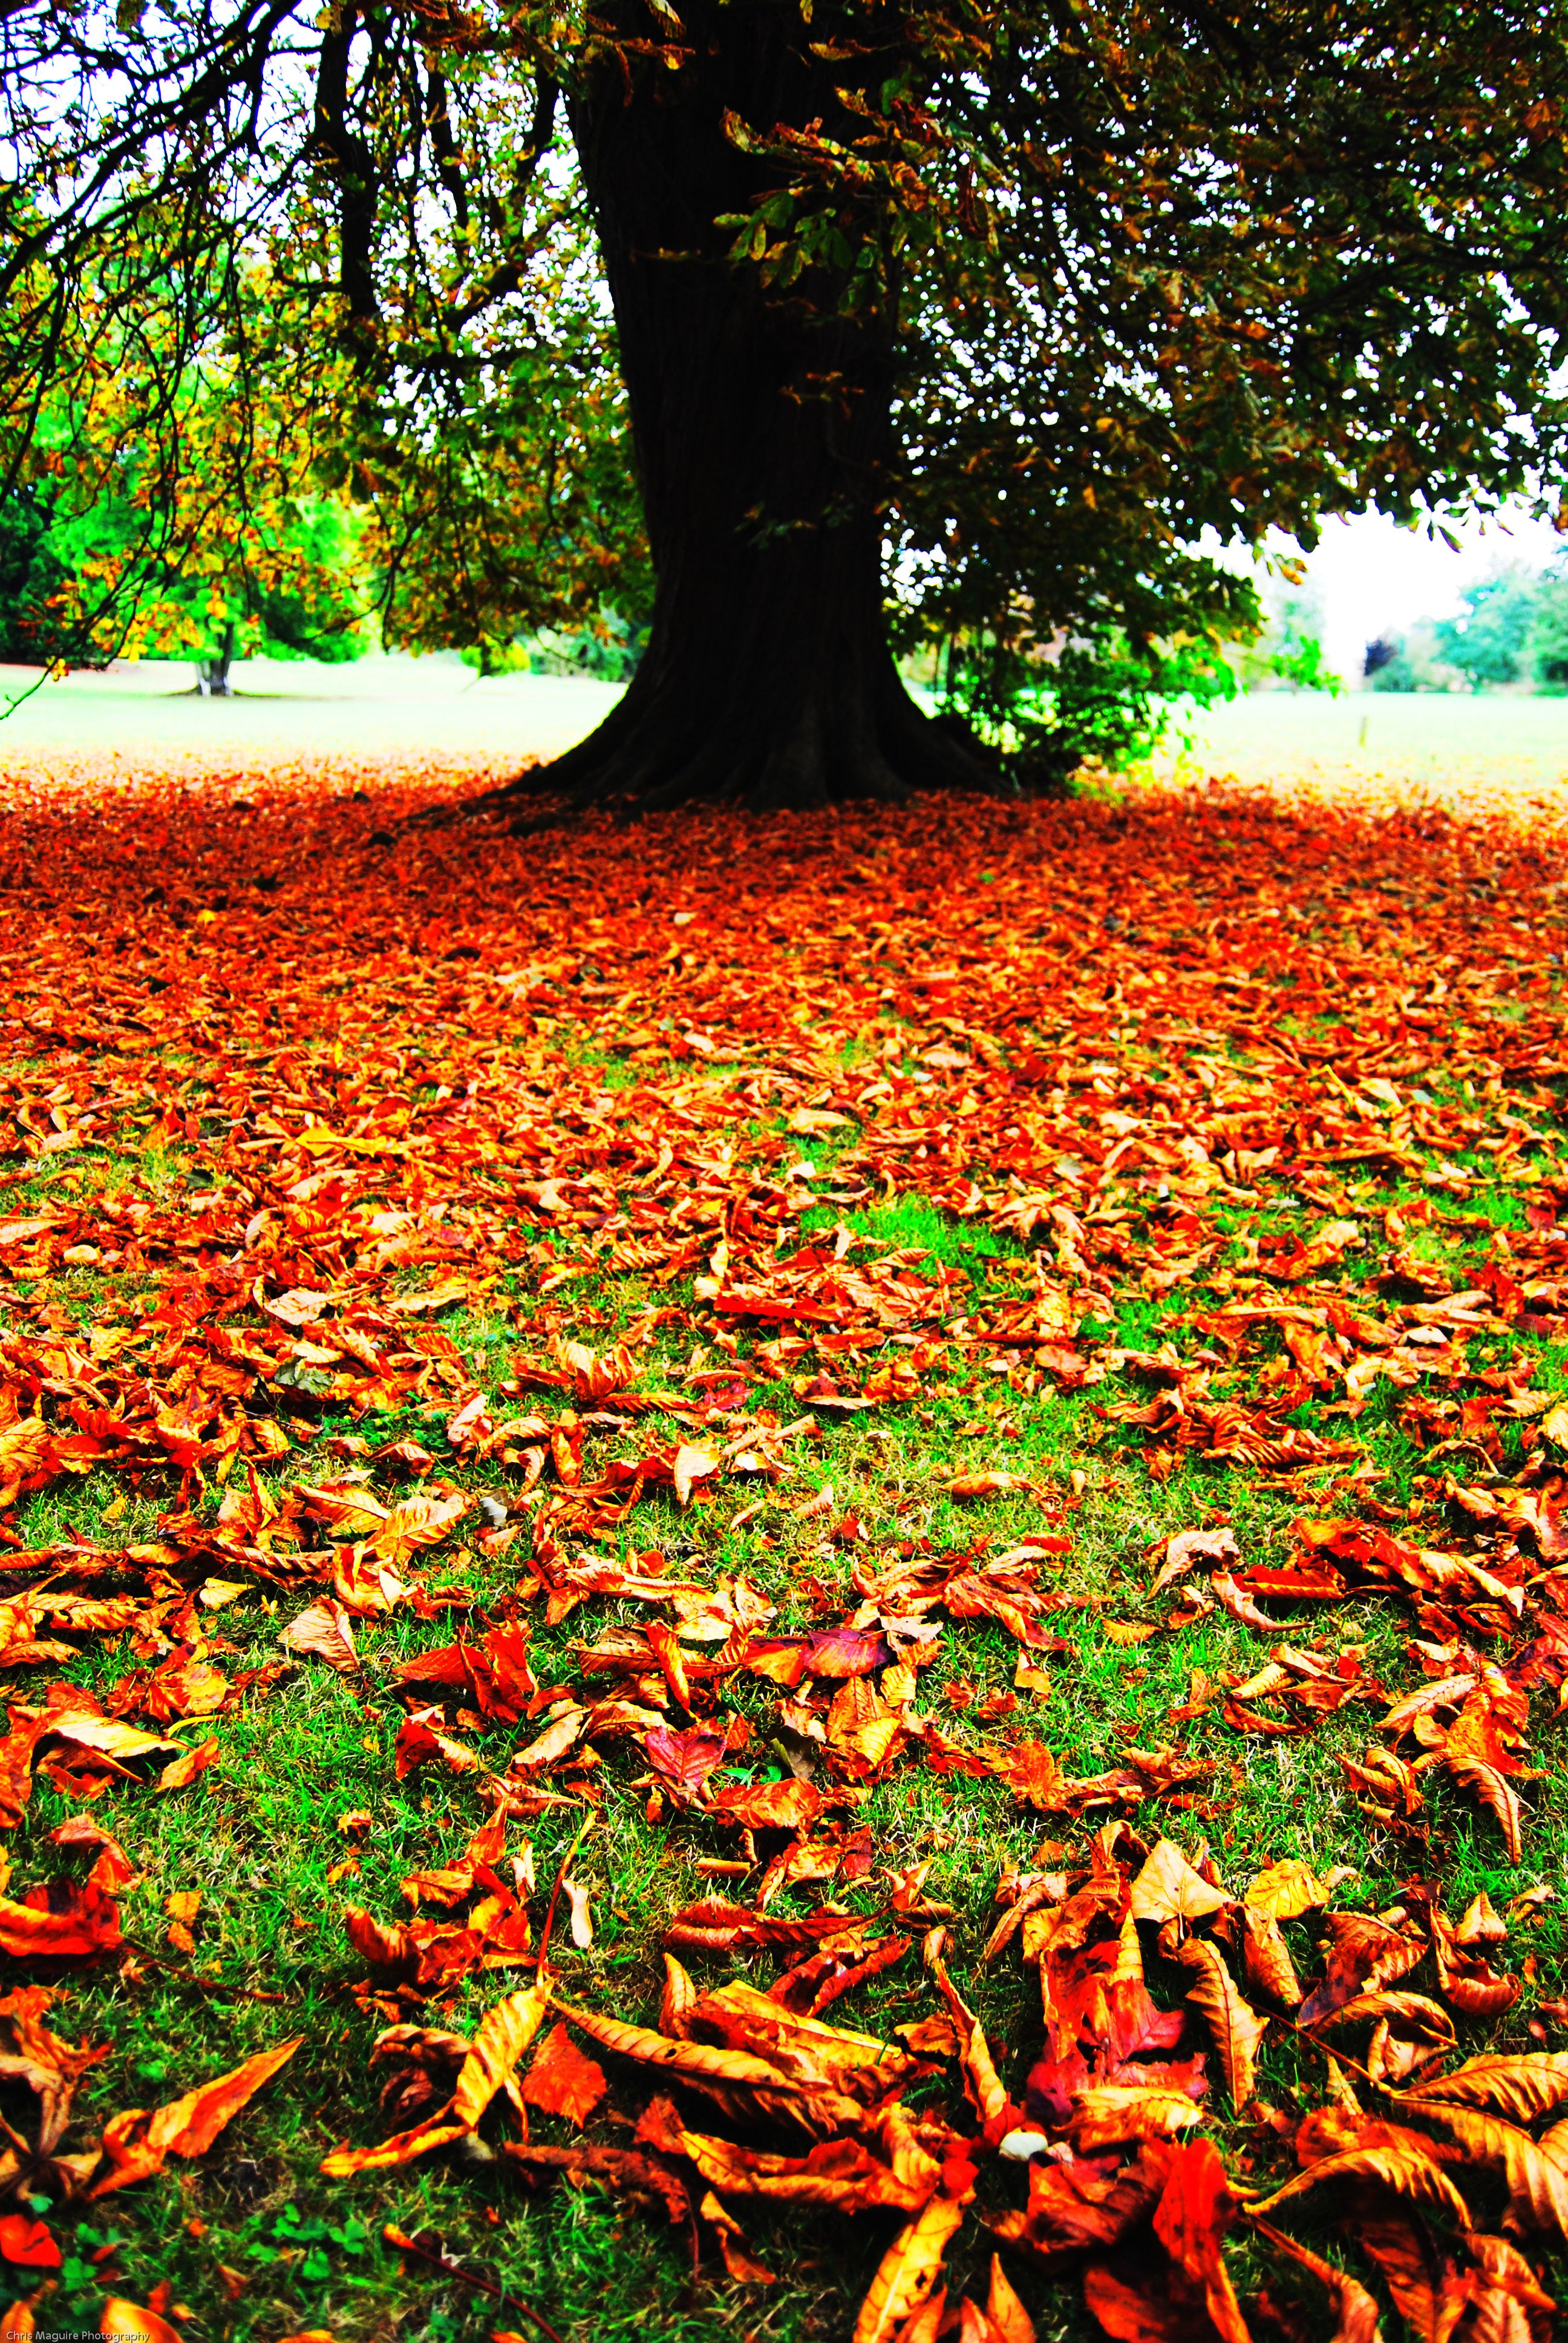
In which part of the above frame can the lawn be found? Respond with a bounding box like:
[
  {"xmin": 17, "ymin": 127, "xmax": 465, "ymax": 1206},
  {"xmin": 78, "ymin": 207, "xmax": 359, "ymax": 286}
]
[{"xmin": 0, "ymin": 707, "xmax": 1564, "ymax": 2343}]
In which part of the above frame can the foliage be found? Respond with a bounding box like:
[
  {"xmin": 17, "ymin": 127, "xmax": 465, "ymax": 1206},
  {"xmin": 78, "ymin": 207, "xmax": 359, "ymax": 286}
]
[
  {"xmin": 1, "ymin": 727, "xmax": 1567, "ymax": 2330},
  {"xmin": 1432, "ymin": 569, "xmax": 1541, "ymax": 689},
  {"xmin": 0, "ymin": 490, "xmax": 72, "ymax": 667},
  {"xmin": 940, "ymin": 625, "xmax": 1238, "ymax": 783},
  {"xmin": 5, "ymin": 0, "xmax": 1568, "ymax": 764},
  {"xmin": 46, "ymin": 482, "xmax": 371, "ymax": 676},
  {"xmin": 1231, "ymin": 588, "xmax": 1343, "ymax": 696},
  {"xmin": 1368, "ymin": 562, "xmax": 1568, "ymax": 693},
  {"xmin": 1529, "ymin": 565, "xmax": 1568, "ymax": 689}
]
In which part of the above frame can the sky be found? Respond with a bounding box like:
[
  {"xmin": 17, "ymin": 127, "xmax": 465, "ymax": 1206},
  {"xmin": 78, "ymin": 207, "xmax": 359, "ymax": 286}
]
[{"xmin": 1275, "ymin": 503, "xmax": 1565, "ymax": 684}]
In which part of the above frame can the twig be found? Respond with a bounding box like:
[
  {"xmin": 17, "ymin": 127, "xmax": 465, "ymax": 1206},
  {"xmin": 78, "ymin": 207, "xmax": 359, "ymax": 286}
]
[
  {"xmin": 384, "ymin": 2224, "xmax": 566, "ymax": 2343},
  {"xmin": 538, "ymin": 1809, "xmax": 594, "ymax": 1965},
  {"xmin": 1279, "ymin": 2015, "xmax": 1378, "ymax": 2089}
]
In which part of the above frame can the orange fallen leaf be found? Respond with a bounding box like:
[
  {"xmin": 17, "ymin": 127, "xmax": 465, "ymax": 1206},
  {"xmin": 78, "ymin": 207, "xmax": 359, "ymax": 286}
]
[
  {"xmin": 520, "ymin": 2023, "xmax": 608, "ymax": 2127},
  {"xmin": 93, "ymin": 2037, "xmax": 304, "ymax": 2194}
]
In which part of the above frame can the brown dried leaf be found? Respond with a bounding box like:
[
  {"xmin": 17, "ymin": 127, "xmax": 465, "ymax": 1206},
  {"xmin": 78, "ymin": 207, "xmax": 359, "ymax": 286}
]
[
  {"xmin": 1129, "ymin": 1841, "xmax": 1230, "ymax": 1928},
  {"xmin": 852, "ymin": 2194, "xmax": 967, "ymax": 2343},
  {"xmin": 279, "ymin": 1601, "xmax": 359, "ymax": 1673},
  {"xmin": 1403, "ymin": 2053, "xmax": 1568, "ymax": 2123},
  {"xmin": 1178, "ymin": 1937, "xmax": 1268, "ymax": 2108},
  {"xmin": 451, "ymin": 1978, "xmax": 550, "ymax": 2129}
]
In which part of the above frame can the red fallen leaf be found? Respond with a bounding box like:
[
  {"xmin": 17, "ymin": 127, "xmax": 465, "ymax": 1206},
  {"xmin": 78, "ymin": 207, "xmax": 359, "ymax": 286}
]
[
  {"xmin": 0, "ymin": 2217, "xmax": 59, "ymax": 2269},
  {"xmin": 996, "ymin": 1742, "xmax": 1068, "ymax": 1811},
  {"xmin": 1149, "ymin": 2137, "xmax": 1249, "ymax": 2343},
  {"xmin": 799, "ymin": 1627, "xmax": 892, "ymax": 1679},
  {"xmin": 50, "ymin": 1814, "xmax": 135, "ymax": 1889},
  {"xmin": 0, "ymin": 1881, "xmax": 121, "ymax": 1959},
  {"xmin": 710, "ymin": 1778, "xmax": 822, "ymax": 1832},
  {"xmin": 394, "ymin": 1711, "xmax": 480, "ymax": 1779},
  {"xmin": 644, "ymin": 1725, "xmax": 727, "ymax": 1798},
  {"xmin": 519, "ymin": 2023, "xmax": 607, "ymax": 2126}
]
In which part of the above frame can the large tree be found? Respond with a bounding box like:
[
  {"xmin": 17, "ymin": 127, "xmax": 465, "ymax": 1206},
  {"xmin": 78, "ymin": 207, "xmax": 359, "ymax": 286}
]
[{"xmin": 4, "ymin": 0, "xmax": 1568, "ymax": 806}]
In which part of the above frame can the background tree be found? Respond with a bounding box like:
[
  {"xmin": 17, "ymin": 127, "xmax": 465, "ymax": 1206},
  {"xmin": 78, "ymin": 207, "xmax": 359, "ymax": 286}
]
[
  {"xmin": 1430, "ymin": 570, "xmax": 1541, "ymax": 692},
  {"xmin": 4, "ymin": 0, "xmax": 1568, "ymax": 805}
]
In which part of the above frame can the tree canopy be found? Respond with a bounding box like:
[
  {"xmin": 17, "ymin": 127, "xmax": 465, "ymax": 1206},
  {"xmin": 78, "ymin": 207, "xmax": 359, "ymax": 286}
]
[{"xmin": 4, "ymin": 0, "xmax": 1568, "ymax": 800}]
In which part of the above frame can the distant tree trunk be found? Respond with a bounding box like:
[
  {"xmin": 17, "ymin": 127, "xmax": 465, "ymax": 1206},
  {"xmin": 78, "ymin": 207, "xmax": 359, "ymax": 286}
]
[
  {"xmin": 198, "ymin": 619, "xmax": 236, "ymax": 697},
  {"xmin": 506, "ymin": 2, "xmax": 995, "ymax": 814}
]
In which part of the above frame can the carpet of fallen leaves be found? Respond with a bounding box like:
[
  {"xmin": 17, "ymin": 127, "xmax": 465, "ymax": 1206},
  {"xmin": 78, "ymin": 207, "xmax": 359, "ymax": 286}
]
[{"xmin": 0, "ymin": 738, "xmax": 1567, "ymax": 2343}]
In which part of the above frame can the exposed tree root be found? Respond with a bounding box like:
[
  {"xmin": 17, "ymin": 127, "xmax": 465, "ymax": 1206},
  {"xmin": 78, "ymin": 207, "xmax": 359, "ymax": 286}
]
[{"xmin": 483, "ymin": 654, "xmax": 1010, "ymax": 824}]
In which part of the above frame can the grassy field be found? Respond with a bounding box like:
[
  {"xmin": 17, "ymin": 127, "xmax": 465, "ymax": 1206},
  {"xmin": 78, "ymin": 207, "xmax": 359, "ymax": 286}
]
[{"xmin": 0, "ymin": 697, "xmax": 1564, "ymax": 2343}]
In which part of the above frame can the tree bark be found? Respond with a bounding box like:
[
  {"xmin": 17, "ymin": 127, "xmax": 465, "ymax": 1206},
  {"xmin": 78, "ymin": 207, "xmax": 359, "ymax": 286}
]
[{"xmin": 505, "ymin": 2, "xmax": 996, "ymax": 816}]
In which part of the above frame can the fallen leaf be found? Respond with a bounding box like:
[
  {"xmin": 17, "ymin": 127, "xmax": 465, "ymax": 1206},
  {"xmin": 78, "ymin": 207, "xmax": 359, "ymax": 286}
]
[
  {"xmin": 520, "ymin": 2022, "xmax": 608, "ymax": 2127},
  {"xmin": 452, "ymin": 1979, "xmax": 551, "ymax": 2128}
]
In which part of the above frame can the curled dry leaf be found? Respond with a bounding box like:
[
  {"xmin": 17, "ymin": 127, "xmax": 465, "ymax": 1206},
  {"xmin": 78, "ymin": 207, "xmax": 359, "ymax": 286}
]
[
  {"xmin": 319, "ymin": 2112, "xmax": 468, "ymax": 2175},
  {"xmin": 1402, "ymin": 2052, "xmax": 1568, "ymax": 2123},
  {"xmin": 279, "ymin": 1601, "xmax": 359, "ymax": 1674},
  {"xmin": 1177, "ymin": 1938, "xmax": 1268, "ymax": 2109},
  {"xmin": 1252, "ymin": 2140, "xmax": 1473, "ymax": 2227},
  {"xmin": 1150, "ymin": 1526, "xmax": 1240, "ymax": 1597},
  {"xmin": 929, "ymin": 1955, "xmax": 1010, "ymax": 2127},
  {"xmin": 451, "ymin": 1978, "xmax": 551, "ymax": 2129},
  {"xmin": 1403, "ymin": 2105, "xmax": 1568, "ymax": 2239}
]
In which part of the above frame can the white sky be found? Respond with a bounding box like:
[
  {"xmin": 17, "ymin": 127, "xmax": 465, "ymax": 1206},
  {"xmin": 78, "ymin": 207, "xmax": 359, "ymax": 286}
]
[{"xmin": 1270, "ymin": 505, "xmax": 1565, "ymax": 683}]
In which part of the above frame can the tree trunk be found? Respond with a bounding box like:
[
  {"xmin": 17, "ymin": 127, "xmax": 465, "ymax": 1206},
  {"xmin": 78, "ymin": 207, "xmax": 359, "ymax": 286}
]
[
  {"xmin": 507, "ymin": 2, "xmax": 996, "ymax": 815},
  {"xmin": 198, "ymin": 618, "xmax": 236, "ymax": 697}
]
